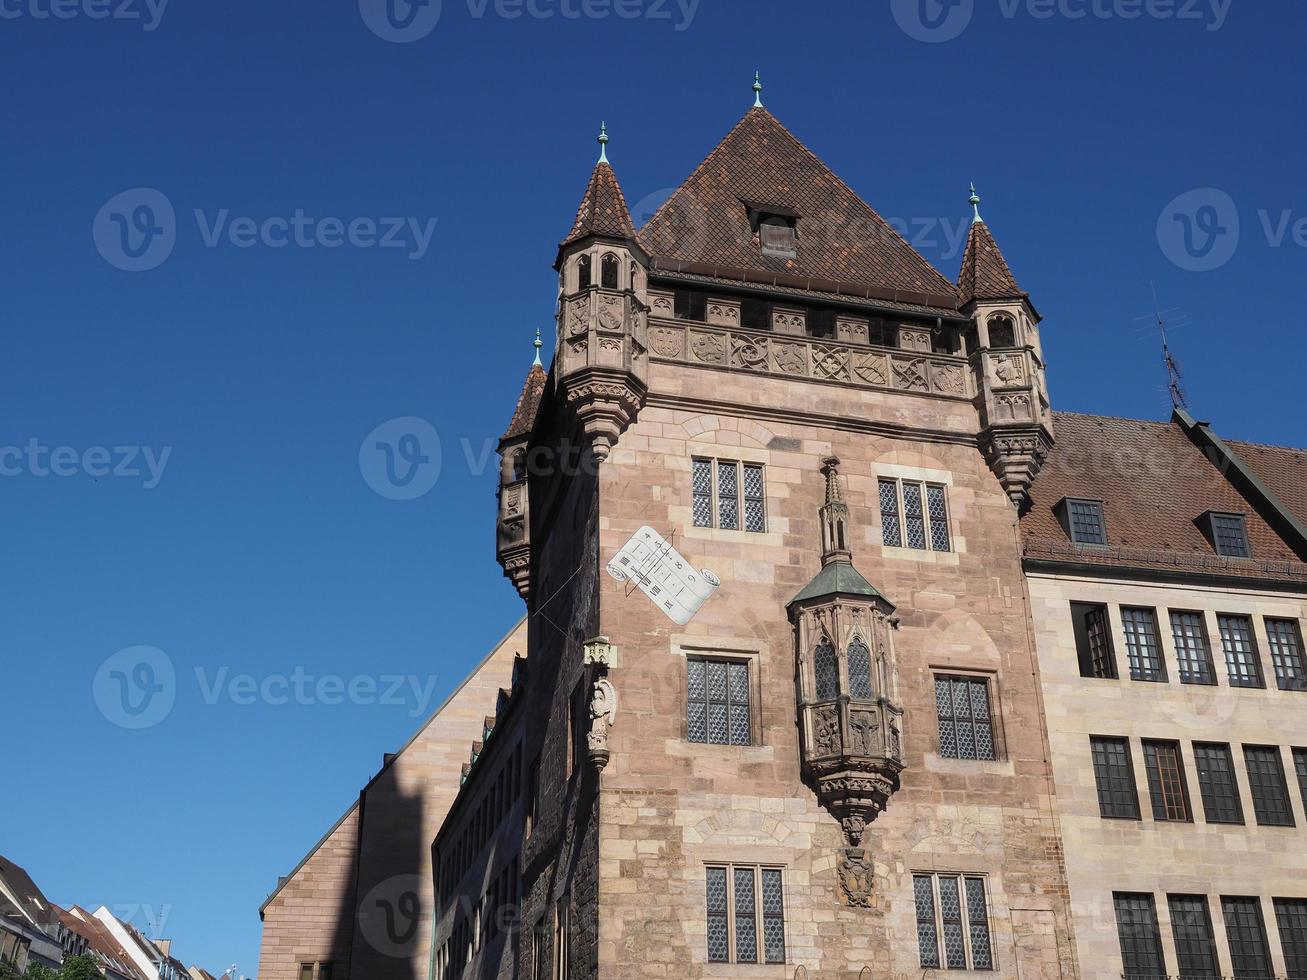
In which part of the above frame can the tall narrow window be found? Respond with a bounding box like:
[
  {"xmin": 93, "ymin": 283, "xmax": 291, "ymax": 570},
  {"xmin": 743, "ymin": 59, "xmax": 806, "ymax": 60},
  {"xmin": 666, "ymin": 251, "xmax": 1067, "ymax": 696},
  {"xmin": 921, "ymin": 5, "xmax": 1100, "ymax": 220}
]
[
  {"xmin": 1218, "ymin": 615, "xmax": 1264, "ymax": 688},
  {"xmin": 554, "ymin": 896, "xmax": 571, "ymax": 980},
  {"xmin": 814, "ymin": 640, "xmax": 839, "ymax": 700},
  {"xmin": 1211, "ymin": 512, "xmax": 1251, "ymax": 558},
  {"xmin": 717, "ymin": 460, "xmax": 739, "ymax": 530},
  {"xmin": 847, "ymin": 638, "xmax": 873, "ymax": 698},
  {"xmin": 1168, "ymin": 895, "xmax": 1221, "ymax": 980},
  {"xmin": 691, "ymin": 458, "xmax": 712, "ymax": 529},
  {"xmin": 706, "ymin": 867, "xmax": 729, "ymax": 963},
  {"xmin": 879, "ymin": 479, "xmax": 902, "ymax": 548},
  {"xmin": 1222, "ymin": 896, "xmax": 1274, "ymax": 977},
  {"xmin": 987, "ymin": 314, "xmax": 1016, "ymax": 348},
  {"xmin": 686, "ymin": 658, "xmax": 750, "ymax": 746},
  {"xmin": 1072, "ymin": 603, "xmax": 1118, "ymax": 679},
  {"xmin": 1274, "ymin": 898, "xmax": 1307, "ymax": 979},
  {"xmin": 1121, "ymin": 607, "xmax": 1166, "ymax": 682},
  {"xmin": 902, "ymin": 482, "xmax": 926, "ymax": 549},
  {"xmin": 742, "ymin": 463, "xmax": 765, "ymax": 532},
  {"xmin": 1142, "ymin": 740, "xmax": 1192, "ymax": 821},
  {"xmin": 760, "ymin": 869, "xmax": 786, "ymax": 966},
  {"xmin": 914, "ymin": 874, "xmax": 992, "ymax": 970},
  {"xmin": 705, "ymin": 866, "xmax": 785, "ymax": 965},
  {"xmin": 1244, "ymin": 745, "xmax": 1295, "ymax": 826},
  {"xmin": 926, "ymin": 484, "xmax": 951, "ymax": 552},
  {"xmin": 577, "ymin": 254, "xmax": 591, "ymax": 290},
  {"xmin": 1066, "ymin": 499, "xmax": 1107, "ymax": 545},
  {"xmin": 1266, "ymin": 618, "xmax": 1307, "ymax": 691},
  {"xmin": 1193, "ymin": 743, "xmax": 1244, "ymax": 825},
  {"xmin": 1091, "ymin": 736, "xmax": 1140, "ymax": 819},
  {"xmin": 1294, "ymin": 748, "xmax": 1307, "ymax": 810},
  {"xmin": 600, "ymin": 253, "xmax": 619, "ymax": 289},
  {"xmin": 691, "ymin": 457, "xmax": 765, "ymax": 533},
  {"xmin": 934, "ymin": 676, "xmax": 996, "ymax": 761},
  {"xmin": 733, "ymin": 868, "xmax": 757, "ymax": 963},
  {"xmin": 1114, "ymin": 893, "xmax": 1166, "ymax": 979},
  {"xmin": 1170, "ymin": 611, "xmax": 1216, "ymax": 685}
]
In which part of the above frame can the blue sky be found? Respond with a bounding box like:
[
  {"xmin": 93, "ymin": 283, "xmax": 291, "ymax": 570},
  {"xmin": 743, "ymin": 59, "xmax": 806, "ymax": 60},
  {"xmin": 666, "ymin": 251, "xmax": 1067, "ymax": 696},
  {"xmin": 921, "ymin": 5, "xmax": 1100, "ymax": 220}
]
[{"xmin": 2, "ymin": 0, "xmax": 1304, "ymax": 974}]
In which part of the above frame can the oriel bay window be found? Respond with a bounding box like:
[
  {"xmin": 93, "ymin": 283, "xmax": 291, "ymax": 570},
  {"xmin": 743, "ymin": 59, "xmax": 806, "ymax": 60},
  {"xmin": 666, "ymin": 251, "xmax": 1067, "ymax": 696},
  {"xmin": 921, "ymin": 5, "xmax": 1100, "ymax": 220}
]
[
  {"xmin": 692, "ymin": 457, "xmax": 765, "ymax": 532},
  {"xmin": 705, "ymin": 865, "xmax": 785, "ymax": 965}
]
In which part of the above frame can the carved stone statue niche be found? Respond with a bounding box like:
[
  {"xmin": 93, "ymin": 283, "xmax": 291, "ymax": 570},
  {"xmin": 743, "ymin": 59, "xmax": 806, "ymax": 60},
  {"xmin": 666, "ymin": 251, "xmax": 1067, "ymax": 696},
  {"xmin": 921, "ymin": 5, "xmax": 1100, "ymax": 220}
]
[{"xmin": 787, "ymin": 458, "xmax": 905, "ymax": 908}]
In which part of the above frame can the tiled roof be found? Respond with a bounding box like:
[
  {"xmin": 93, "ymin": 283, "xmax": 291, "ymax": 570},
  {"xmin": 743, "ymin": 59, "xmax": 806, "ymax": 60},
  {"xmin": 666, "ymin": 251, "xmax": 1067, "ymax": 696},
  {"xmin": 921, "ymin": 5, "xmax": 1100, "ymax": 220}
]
[
  {"xmin": 502, "ymin": 363, "xmax": 547, "ymax": 442},
  {"xmin": 0, "ymin": 854, "xmax": 54, "ymax": 929},
  {"xmin": 560, "ymin": 161, "xmax": 636, "ymax": 248},
  {"xmin": 1226, "ymin": 438, "xmax": 1307, "ymax": 529},
  {"xmin": 637, "ymin": 108, "xmax": 959, "ymax": 306},
  {"xmin": 1022, "ymin": 412, "xmax": 1303, "ymax": 573},
  {"xmin": 957, "ymin": 219, "xmax": 1025, "ymax": 306}
]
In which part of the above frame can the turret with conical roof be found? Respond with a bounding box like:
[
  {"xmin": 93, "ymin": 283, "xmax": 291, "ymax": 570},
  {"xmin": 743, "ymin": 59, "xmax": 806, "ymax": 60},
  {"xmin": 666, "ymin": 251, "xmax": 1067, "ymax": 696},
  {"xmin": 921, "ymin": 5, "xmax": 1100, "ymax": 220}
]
[{"xmin": 496, "ymin": 331, "xmax": 549, "ymax": 602}]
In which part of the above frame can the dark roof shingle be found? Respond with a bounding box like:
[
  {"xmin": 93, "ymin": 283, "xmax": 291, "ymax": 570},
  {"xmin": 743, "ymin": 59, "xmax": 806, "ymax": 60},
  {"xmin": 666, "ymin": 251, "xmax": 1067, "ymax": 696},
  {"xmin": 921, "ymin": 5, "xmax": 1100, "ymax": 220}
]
[
  {"xmin": 502, "ymin": 363, "xmax": 547, "ymax": 442},
  {"xmin": 957, "ymin": 219, "xmax": 1025, "ymax": 306},
  {"xmin": 561, "ymin": 161, "xmax": 636, "ymax": 248}
]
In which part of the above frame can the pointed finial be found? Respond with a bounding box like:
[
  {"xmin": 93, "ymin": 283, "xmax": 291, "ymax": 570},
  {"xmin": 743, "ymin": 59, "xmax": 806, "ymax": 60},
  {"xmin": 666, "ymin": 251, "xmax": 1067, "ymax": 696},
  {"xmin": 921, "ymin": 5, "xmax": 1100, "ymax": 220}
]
[
  {"xmin": 532, "ymin": 327, "xmax": 543, "ymax": 368},
  {"xmin": 597, "ymin": 121, "xmax": 609, "ymax": 164},
  {"xmin": 969, "ymin": 182, "xmax": 983, "ymax": 224},
  {"xmin": 752, "ymin": 71, "xmax": 763, "ymax": 108},
  {"xmin": 821, "ymin": 456, "xmax": 843, "ymax": 504}
]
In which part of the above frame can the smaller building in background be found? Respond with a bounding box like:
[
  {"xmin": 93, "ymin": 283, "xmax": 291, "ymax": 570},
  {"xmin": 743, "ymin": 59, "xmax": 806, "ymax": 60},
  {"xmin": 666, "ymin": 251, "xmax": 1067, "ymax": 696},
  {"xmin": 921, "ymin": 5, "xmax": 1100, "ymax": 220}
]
[{"xmin": 0, "ymin": 854, "xmax": 65, "ymax": 972}]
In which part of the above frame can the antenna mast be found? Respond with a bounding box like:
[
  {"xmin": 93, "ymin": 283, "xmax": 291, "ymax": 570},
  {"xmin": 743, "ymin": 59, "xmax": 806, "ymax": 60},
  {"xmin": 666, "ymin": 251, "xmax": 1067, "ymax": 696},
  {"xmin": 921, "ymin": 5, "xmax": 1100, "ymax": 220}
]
[{"xmin": 1151, "ymin": 281, "xmax": 1188, "ymax": 411}]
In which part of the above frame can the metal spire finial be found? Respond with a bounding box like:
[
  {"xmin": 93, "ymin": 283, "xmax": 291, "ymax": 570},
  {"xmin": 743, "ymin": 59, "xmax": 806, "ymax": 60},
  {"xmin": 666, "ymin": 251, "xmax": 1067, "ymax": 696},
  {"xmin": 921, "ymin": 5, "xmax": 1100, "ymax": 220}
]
[
  {"xmin": 969, "ymin": 182, "xmax": 983, "ymax": 224},
  {"xmin": 597, "ymin": 121, "xmax": 609, "ymax": 164},
  {"xmin": 752, "ymin": 71, "xmax": 763, "ymax": 108},
  {"xmin": 532, "ymin": 327, "xmax": 543, "ymax": 368}
]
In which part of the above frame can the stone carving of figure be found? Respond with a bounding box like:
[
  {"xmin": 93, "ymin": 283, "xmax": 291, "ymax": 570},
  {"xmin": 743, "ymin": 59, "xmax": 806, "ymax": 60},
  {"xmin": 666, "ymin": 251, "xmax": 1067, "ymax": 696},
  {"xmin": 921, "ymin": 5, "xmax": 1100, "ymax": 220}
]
[
  {"xmin": 587, "ymin": 677, "xmax": 617, "ymax": 753},
  {"xmin": 849, "ymin": 711, "xmax": 879, "ymax": 756}
]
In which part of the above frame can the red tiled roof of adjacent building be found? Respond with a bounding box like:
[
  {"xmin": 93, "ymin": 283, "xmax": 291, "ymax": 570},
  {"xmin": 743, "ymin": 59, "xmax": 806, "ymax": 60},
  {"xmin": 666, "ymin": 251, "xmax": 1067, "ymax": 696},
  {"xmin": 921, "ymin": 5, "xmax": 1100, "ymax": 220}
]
[
  {"xmin": 957, "ymin": 219, "xmax": 1025, "ymax": 306},
  {"xmin": 1022, "ymin": 412, "xmax": 1307, "ymax": 580},
  {"xmin": 560, "ymin": 161, "xmax": 636, "ymax": 249},
  {"xmin": 637, "ymin": 107, "xmax": 959, "ymax": 308},
  {"xmin": 1225, "ymin": 437, "xmax": 1307, "ymax": 529},
  {"xmin": 502, "ymin": 363, "xmax": 547, "ymax": 442}
]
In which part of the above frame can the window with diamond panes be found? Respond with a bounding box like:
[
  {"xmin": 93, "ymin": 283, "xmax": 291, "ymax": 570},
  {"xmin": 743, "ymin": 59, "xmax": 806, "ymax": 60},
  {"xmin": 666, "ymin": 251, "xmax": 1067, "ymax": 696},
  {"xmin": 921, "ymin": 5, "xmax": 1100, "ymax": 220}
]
[
  {"xmin": 704, "ymin": 866, "xmax": 784, "ymax": 965},
  {"xmin": 1295, "ymin": 748, "xmax": 1307, "ymax": 811},
  {"xmin": 1114, "ymin": 893, "xmax": 1166, "ymax": 978},
  {"xmin": 1193, "ymin": 743, "xmax": 1244, "ymax": 824},
  {"xmin": 814, "ymin": 640, "xmax": 839, "ymax": 700},
  {"xmin": 1244, "ymin": 745, "xmax": 1295, "ymax": 826},
  {"xmin": 691, "ymin": 457, "xmax": 765, "ymax": 532},
  {"xmin": 1266, "ymin": 618, "xmax": 1307, "ymax": 691},
  {"xmin": 1218, "ymin": 615, "xmax": 1264, "ymax": 688},
  {"xmin": 1222, "ymin": 896, "xmax": 1274, "ymax": 977},
  {"xmin": 687, "ymin": 658, "xmax": 750, "ymax": 746},
  {"xmin": 935, "ymin": 676, "xmax": 996, "ymax": 761},
  {"xmin": 914, "ymin": 874, "xmax": 992, "ymax": 970},
  {"xmin": 1168, "ymin": 894, "xmax": 1221, "ymax": 979},
  {"xmin": 880, "ymin": 478, "xmax": 951, "ymax": 552},
  {"xmin": 1142, "ymin": 740, "xmax": 1191, "ymax": 821},
  {"xmin": 1121, "ymin": 607, "xmax": 1166, "ymax": 682},
  {"xmin": 1091, "ymin": 736, "xmax": 1140, "ymax": 819},
  {"xmin": 1274, "ymin": 898, "xmax": 1307, "ymax": 979},
  {"xmin": 1211, "ymin": 512, "xmax": 1251, "ymax": 558},
  {"xmin": 847, "ymin": 638, "xmax": 873, "ymax": 698},
  {"xmin": 1072, "ymin": 603, "xmax": 1118, "ymax": 679},
  {"xmin": 1067, "ymin": 498, "xmax": 1107, "ymax": 545},
  {"xmin": 1170, "ymin": 611, "xmax": 1216, "ymax": 685}
]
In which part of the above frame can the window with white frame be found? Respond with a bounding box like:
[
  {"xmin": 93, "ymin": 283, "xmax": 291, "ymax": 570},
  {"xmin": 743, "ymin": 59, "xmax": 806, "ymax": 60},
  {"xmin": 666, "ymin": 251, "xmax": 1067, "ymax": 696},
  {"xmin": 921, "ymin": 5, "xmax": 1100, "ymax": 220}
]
[
  {"xmin": 692, "ymin": 457, "xmax": 765, "ymax": 532},
  {"xmin": 705, "ymin": 865, "xmax": 786, "ymax": 965},
  {"xmin": 913, "ymin": 873, "xmax": 994, "ymax": 970},
  {"xmin": 879, "ymin": 478, "xmax": 950, "ymax": 551}
]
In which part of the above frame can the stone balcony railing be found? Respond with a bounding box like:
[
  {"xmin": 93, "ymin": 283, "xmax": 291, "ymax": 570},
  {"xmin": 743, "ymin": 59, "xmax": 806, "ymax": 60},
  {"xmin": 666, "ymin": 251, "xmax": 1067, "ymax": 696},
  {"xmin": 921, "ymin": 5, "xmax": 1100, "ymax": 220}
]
[{"xmin": 645, "ymin": 316, "xmax": 975, "ymax": 401}]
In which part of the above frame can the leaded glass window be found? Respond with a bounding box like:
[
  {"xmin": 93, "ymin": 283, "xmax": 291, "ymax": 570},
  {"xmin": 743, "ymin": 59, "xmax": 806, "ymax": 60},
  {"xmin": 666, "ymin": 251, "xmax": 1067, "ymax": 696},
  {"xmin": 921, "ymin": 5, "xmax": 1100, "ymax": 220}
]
[
  {"xmin": 902, "ymin": 482, "xmax": 926, "ymax": 550},
  {"xmin": 760, "ymin": 870, "xmax": 785, "ymax": 965},
  {"xmin": 1091, "ymin": 736, "xmax": 1140, "ymax": 819},
  {"xmin": 691, "ymin": 457, "xmax": 765, "ymax": 533},
  {"xmin": 704, "ymin": 866, "xmax": 784, "ymax": 965},
  {"xmin": 1067, "ymin": 499, "xmax": 1106, "ymax": 545},
  {"xmin": 1193, "ymin": 743, "xmax": 1244, "ymax": 825},
  {"xmin": 935, "ymin": 676, "xmax": 995, "ymax": 761},
  {"xmin": 1168, "ymin": 894, "xmax": 1220, "ymax": 980},
  {"xmin": 1170, "ymin": 611, "xmax": 1215, "ymax": 685},
  {"xmin": 705, "ymin": 867, "xmax": 728, "ymax": 963},
  {"xmin": 1294, "ymin": 748, "xmax": 1307, "ymax": 811},
  {"xmin": 717, "ymin": 460, "xmax": 738, "ymax": 530},
  {"xmin": 1114, "ymin": 892, "xmax": 1166, "ymax": 978},
  {"xmin": 914, "ymin": 873, "xmax": 992, "ymax": 970},
  {"xmin": 814, "ymin": 640, "xmax": 839, "ymax": 700},
  {"xmin": 1274, "ymin": 898, "xmax": 1307, "ymax": 980},
  {"xmin": 687, "ymin": 658, "xmax": 750, "ymax": 746},
  {"xmin": 1222, "ymin": 896, "xmax": 1273, "ymax": 977},
  {"xmin": 1244, "ymin": 745, "xmax": 1294, "ymax": 827},
  {"xmin": 1266, "ymin": 617, "xmax": 1307, "ymax": 691},
  {"xmin": 879, "ymin": 479, "xmax": 902, "ymax": 547},
  {"xmin": 742, "ymin": 463, "xmax": 765, "ymax": 532},
  {"xmin": 691, "ymin": 458, "xmax": 712, "ymax": 528},
  {"xmin": 880, "ymin": 478, "xmax": 952, "ymax": 552},
  {"xmin": 733, "ymin": 868, "xmax": 756, "ymax": 963},
  {"xmin": 927, "ymin": 484, "xmax": 951, "ymax": 551},
  {"xmin": 1142, "ymin": 740, "xmax": 1191, "ymax": 821},
  {"xmin": 1212, "ymin": 512, "xmax": 1251, "ymax": 557},
  {"xmin": 1219, "ymin": 615, "xmax": 1264, "ymax": 688},
  {"xmin": 1122, "ymin": 607, "xmax": 1166, "ymax": 682},
  {"xmin": 847, "ymin": 639, "xmax": 873, "ymax": 698}
]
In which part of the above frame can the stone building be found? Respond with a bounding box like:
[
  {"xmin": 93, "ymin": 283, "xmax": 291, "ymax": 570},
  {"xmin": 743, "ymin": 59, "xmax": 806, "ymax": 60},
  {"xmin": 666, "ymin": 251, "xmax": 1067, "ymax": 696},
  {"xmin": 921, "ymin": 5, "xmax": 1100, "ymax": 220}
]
[{"xmin": 1023, "ymin": 411, "xmax": 1307, "ymax": 978}]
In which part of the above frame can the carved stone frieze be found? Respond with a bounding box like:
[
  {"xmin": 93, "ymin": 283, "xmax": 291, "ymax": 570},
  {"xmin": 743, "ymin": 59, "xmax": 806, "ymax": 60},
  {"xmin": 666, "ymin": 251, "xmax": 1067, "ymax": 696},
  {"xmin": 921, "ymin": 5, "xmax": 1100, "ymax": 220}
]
[
  {"xmin": 838, "ymin": 849, "xmax": 875, "ymax": 908},
  {"xmin": 689, "ymin": 331, "xmax": 726, "ymax": 364}
]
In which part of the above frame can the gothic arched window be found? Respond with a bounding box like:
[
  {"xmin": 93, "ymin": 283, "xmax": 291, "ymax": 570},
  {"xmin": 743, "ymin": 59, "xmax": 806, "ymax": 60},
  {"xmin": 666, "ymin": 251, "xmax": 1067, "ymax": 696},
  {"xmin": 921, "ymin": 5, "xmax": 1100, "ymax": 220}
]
[
  {"xmin": 601, "ymin": 252, "xmax": 619, "ymax": 289},
  {"xmin": 988, "ymin": 314, "xmax": 1016, "ymax": 349},
  {"xmin": 577, "ymin": 254, "xmax": 591, "ymax": 290},
  {"xmin": 814, "ymin": 639, "xmax": 839, "ymax": 700},
  {"xmin": 847, "ymin": 639, "xmax": 873, "ymax": 698},
  {"xmin": 511, "ymin": 450, "xmax": 527, "ymax": 483}
]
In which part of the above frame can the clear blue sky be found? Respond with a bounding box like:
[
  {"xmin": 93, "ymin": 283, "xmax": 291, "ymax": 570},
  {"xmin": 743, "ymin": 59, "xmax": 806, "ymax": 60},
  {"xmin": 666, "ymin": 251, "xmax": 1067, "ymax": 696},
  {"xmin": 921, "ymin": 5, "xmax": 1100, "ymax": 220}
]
[{"xmin": 2, "ymin": 0, "xmax": 1303, "ymax": 974}]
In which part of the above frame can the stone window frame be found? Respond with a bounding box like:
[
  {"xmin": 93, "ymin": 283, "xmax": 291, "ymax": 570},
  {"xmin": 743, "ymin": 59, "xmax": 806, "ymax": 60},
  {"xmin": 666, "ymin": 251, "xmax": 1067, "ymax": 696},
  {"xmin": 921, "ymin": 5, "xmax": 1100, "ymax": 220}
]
[
  {"xmin": 691, "ymin": 455, "xmax": 766, "ymax": 533},
  {"xmin": 672, "ymin": 637, "xmax": 766, "ymax": 748},
  {"xmin": 874, "ymin": 462, "xmax": 964, "ymax": 561},
  {"xmin": 928, "ymin": 666, "xmax": 1006, "ymax": 763},
  {"xmin": 912, "ymin": 870, "xmax": 996, "ymax": 970},
  {"xmin": 685, "ymin": 655, "xmax": 753, "ymax": 747},
  {"xmin": 878, "ymin": 476, "xmax": 951, "ymax": 552},
  {"xmin": 702, "ymin": 862, "xmax": 788, "ymax": 966}
]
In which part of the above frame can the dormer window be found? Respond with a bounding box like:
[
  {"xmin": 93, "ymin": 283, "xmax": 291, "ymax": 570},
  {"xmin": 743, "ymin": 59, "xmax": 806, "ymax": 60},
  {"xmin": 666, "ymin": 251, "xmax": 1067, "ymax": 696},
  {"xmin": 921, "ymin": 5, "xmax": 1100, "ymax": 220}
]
[
  {"xmin": 1205, "ymin": 511, "xmax": 1251, "ymax": 558},
  {"xmin": 760, "ymin": 216, "xmax": 797, "ymax": 257},
  {"xmin": 1058, "ymin": 498, "xmax": 1107, "ymax": 546}
]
